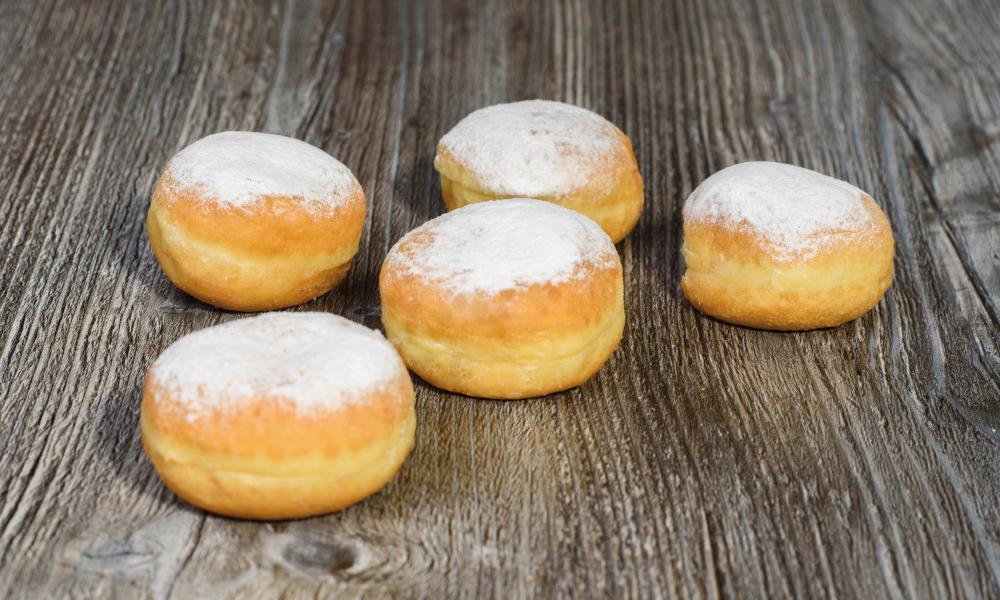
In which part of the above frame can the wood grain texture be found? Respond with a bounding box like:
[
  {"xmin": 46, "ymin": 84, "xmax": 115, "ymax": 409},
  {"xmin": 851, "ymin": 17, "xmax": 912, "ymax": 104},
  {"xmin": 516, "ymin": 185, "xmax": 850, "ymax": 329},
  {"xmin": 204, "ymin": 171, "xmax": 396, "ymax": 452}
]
[{"xmin": 1, "ymin": 0, "xmax": 998, "ymax": 598}]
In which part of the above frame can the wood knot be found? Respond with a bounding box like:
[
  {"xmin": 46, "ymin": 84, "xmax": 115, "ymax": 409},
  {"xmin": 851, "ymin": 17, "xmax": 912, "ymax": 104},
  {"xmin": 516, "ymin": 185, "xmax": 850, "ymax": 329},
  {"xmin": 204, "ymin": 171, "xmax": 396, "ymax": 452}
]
[
  {"xmin": 768, "ymin": 98, "xmax": 798, "ymax": 115},
  {"xmin": 281, "ymin": 538, "xmax": 357, "ymax": 575},
  {"xmin": 78, "ymin": 538, "xmax": 162, "ymax": 572}
]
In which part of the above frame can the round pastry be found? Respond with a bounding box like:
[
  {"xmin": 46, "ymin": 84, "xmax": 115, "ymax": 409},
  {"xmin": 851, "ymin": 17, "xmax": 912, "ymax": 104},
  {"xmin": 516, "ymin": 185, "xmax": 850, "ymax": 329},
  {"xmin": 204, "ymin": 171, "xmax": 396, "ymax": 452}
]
[
  {"xmin": 147, "ymin": 131, "xmax": 366, "ymax": 312},
  {"xmin": 681, "ymin": 161, "xmax": 895, "ymax": 330},
  {"xmin": 434, "ymin": 100, "xmax": 643, "ymax": 243},
  {"xmin": 380, "ymin": 199, "xmax": 624, "ymax": 399},
  {"xmin": 140, "ymin": 312, "xmax": 415, "ymax": 520}
]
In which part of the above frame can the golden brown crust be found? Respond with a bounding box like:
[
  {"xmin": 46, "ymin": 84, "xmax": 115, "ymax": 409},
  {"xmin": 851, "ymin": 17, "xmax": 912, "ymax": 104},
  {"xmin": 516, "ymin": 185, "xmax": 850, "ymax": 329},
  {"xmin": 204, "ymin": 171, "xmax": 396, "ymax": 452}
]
[
  {"xmin": 380, "ymin": 261, "xmax": 621, "ymax": 342},
  {"xmin": 433, "ymin": 132, "xmax": 644, "ymax": 243},
  {"xmin": 681, "ymin": 198, "xmax": 895, "ymax": 330},
  {"xmin": 147, "ymin": 174, "xmax": 366, "ymax": 312},
  {"xmin": 140, "ymin": 372, "xmax": 415, "ymax": 520},
  {"xmin": 379, "ymin": 260, "xmax": 625, "ymax": 399}
]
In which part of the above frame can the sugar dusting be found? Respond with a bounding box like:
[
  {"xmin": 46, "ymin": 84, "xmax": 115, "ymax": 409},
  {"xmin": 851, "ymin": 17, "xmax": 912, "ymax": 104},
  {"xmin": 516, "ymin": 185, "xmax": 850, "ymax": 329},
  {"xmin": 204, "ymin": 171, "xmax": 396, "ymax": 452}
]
[
  {"xmin": 149, "ymin": 313, "xmax": 403, "ymax": 420},
  {"xmin": 436, "ymin": 100, "xmax": 624, "ymax": 198},
  {"xmin": 683, "ymin": 161, "xmax": 877, "ymax": 261},
  {"xmin": 384, "ymin": 199, "xmax": 619, "ymax": 295},
  {"xmin": 163, "ymin": 131, "xmax": 359, "ymax": 210}
]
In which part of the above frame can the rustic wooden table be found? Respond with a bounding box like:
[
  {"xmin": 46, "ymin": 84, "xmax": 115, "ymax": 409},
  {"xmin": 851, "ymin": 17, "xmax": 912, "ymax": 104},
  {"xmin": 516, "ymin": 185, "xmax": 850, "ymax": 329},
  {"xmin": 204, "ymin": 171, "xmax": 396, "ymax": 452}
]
[{"xmin": 1, "ymin": 1, "xmax": 998, "ymax": 598}]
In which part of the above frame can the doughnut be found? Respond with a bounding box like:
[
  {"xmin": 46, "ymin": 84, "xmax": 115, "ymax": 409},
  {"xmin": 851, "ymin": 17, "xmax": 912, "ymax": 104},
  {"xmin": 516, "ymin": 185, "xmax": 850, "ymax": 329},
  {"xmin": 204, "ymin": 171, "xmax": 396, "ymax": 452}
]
[
  {"xmin": 434, "ymin": 100, "xmax": 643, "ymax": 243},
  {"xmin": 140, "ymin": 312, "xmax": 415, "ymax": 520},
  {"xmin": 681, "ymin": 161, "xmax": 894, "ymax": 330},
  {"xmin": 147, "ymin": 131, "xmax": 366, "ymax": 312},
  {"xmin": 379, "ymin": 199, "xmax": 624, "ymax": 399}
]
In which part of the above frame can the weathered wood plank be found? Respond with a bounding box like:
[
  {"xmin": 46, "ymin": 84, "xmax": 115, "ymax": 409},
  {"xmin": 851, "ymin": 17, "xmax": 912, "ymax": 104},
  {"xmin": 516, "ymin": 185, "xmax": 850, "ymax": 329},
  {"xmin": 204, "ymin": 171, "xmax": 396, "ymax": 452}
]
[{"xmin": 0, "ymin": 0, "xmax": 997, "ymax": 598}]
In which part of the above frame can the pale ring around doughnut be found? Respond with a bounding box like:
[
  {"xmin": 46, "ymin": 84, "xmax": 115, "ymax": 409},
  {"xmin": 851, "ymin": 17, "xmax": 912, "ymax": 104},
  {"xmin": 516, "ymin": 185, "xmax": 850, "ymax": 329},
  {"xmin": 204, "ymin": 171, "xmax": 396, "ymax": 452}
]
[
  {"xmin": 681, "ymin": 161, "xmax": 894, "ymax": 330},
  {"xmin": 141, "ymin": 312, "xmax": 415, "ymax": 520},
  {"xmin": 434, "ymin": 100, "xmax": 644, "ymax": 243},
  {"xmin": 380, "ymin": 199, "xmax": 624, "ymax": 399},
  {"xmin": 148, "ymin": 132, "xmax": 366, "ymax": 312}
]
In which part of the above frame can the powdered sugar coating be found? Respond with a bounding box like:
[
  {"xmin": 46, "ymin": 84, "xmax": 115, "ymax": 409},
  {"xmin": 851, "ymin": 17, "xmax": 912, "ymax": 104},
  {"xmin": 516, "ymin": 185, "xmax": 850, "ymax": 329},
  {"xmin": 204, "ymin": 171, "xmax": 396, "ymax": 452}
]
[
  {"xmin": 148, "ymin": 312, "xmax": 404, "ymax": 421},
  {"xmin": 384, "ymin": 199, "xmax": 619, "ymax": 295},
  {"xmin": 436, "ymin": 100, "xmax": 625, "ymax": 198},
  {"xmin": 163, "ymin": 131, "xmax": 359, "ymax": 211},
  {"xmin": 683, "ymin": 161, "xmax": 878, "ymax": 262}
]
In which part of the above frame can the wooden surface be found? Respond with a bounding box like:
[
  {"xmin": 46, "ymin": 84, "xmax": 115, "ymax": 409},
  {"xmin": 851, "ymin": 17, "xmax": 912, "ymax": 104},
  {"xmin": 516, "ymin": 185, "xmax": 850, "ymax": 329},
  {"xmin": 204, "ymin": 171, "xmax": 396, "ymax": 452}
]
[{"xmin": 1, "ymin": 0, "xmax": 998, "ymax": 598}]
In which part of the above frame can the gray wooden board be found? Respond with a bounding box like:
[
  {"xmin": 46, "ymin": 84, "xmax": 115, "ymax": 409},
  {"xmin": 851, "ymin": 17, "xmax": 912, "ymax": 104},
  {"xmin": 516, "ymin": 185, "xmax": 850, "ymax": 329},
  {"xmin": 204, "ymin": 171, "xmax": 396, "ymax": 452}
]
[{"xmin": 0, "ymin": 0, "xmax": 998, "ymax": 598}]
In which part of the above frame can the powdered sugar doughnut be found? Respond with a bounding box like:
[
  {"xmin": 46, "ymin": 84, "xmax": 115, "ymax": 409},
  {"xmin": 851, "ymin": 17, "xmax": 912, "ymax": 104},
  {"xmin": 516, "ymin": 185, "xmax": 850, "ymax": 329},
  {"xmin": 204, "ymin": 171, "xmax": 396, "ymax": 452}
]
[
  {"xmin": 434, "ymin": 100, "xmax": 643, "ymax": 243},
  {"xmin": 141, "ymin": 312, "xmax": 415, "ymax": 520},
  {"xmin": 147, "ymin": 131, "xmax": 366, "ymax": 312},
  {"xmin": 379, "ymin": 199, "xmax": 624, "ymax": 399},
  {"xmin": 681, "ymin": 161, "xmax": 894, "ymax": 330}
]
